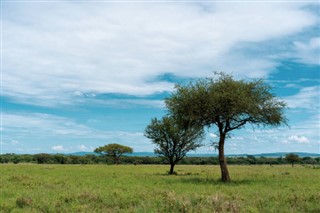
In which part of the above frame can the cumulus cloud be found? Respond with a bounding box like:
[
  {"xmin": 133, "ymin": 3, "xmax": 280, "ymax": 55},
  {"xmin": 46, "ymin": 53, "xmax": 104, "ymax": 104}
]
[
  {"xmin": 51, "ymin": 145, "xmax": 94, "ymax": 152},
  {"xmin": 2, "ymin": 2, "xmax": 318, "ymax": 106},
  {"xmin": 77, "ymin": 145, "xmax": 93, "ymax": 152},
  {"xmin": 52, "ymin": 145, "xmax": 66, "ymax": 152},
  {"xmin": 288, "ymin": 135, "xmax": 310, "ymax": 143}
]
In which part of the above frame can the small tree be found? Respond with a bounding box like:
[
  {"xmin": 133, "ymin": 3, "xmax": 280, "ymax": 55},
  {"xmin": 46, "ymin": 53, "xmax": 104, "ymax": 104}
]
[
  {"xmin": 34, "ymin": 153, "xmax": 53, "ymax": 164},
  {"xmin": 94, "ymin": 143, "xmax": 133, "ymax": 164},
  {"xmin": 145, "ymin": 116, "xmax": 204, "ymax": 174},
  {"xmin": 285, "ymin": 153, "xmax": 300, "ymax": 167},
  {"xmin": 166, "ymin": 73, "xmax": 287, "ymax": 182},
  {"xmin": 247, "ymin": 155, "xmax": 257, "ymax": 165}
]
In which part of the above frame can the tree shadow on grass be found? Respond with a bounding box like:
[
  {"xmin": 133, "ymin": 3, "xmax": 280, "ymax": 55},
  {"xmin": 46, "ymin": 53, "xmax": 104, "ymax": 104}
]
[
  {"xmin": 153, "ymin": 172, "xmax": 201, "ymax": 176},
  {"xmin": 173, "ymin": 177, "xmax": 257, "ymax": 186},
  {"xmin": 153, "ymin": 172, "xmax": 257, "ymax": 186}
]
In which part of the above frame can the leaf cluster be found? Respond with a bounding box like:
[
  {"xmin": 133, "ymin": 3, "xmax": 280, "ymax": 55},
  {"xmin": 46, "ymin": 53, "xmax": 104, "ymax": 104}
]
[
  {"xmin": 94, "ymin": 143, "xmax": 133, "ymax": 158},
  {"xmin": 285, "ymin": 153, "xmax": 300, "ymax": 163},
  {"xmin": 165, "ymin": 73, "xmax": 288, "ymax": 135},
  {"xmin": 145, "ymin": 117, "xmax": 205, "ymax": 164}
]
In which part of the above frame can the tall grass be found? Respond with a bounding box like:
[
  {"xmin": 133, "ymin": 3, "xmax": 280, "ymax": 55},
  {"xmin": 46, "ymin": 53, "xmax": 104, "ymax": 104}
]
[{"xmin": 1, "ymin": 164, "xmax": 319, "ymax": 212}]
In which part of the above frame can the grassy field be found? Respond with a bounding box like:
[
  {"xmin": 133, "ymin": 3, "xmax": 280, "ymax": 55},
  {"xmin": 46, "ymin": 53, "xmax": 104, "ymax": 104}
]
[{"xmin": 0, "ymin": 164, "xmax": 319, "ymax": 212}]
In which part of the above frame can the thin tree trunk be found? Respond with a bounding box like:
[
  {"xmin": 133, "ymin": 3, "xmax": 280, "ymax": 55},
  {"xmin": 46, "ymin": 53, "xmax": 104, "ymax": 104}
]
[{"xmin": 218, "ymin": 133, "xmax": 230, "ymax": 182}]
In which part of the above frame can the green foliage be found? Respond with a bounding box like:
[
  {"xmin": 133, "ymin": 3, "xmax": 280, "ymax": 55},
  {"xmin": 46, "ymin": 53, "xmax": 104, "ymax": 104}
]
[
  {"xmin": 145, "ymin": 116, "xmax": 204, "ymax": 174},
  {"xmin": 53, "ymin": 154, "xmax": 68, "ymax": 164},
  {"xmin": 285, "ymin": 153, "xmax": 300, "ymax": 167},
  {"xmin": 1, "ymin": 165, "xmax": 319, "ymax": 212},
  {"xmin": 34, "ymin": 153, "xmax": 54, "ymax": 164},
  {"xmin": 166, "ymin": 73, "xmax": 287, "ymax": 130},
  {"xmin": 165, "ymin": 73, "xmax": 288, "ymax": 182},
  {"xmin": 246, "ymin": 155, "xmax": 257, "ymax": 164},
  {"xmin": 94, "ymin": 143, "xmax": 133, "ymax": 164}
]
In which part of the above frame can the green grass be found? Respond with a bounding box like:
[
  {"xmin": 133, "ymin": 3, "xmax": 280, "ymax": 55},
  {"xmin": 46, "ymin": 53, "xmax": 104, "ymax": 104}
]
[{"xmin": 1, "ymin": 164, "xmax": 319, "ymax": 212}]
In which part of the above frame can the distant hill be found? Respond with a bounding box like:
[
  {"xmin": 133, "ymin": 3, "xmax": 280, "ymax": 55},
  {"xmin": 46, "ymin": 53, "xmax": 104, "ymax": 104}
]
[
  {"xmin": 67, "ymin": 152, "xmax": 96, "ymax": 156},
  {"xmin": 253, "ymin": 152, "xmax": 320, "ymax": 158},
  {"xmin": 68, "ymin": 151, "xmax": 320, "ymax": 158}
]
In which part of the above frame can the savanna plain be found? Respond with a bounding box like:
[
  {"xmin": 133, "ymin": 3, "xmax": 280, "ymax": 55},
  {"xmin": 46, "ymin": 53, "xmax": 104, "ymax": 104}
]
[{"xmin": 1, "ymin": 164, "xmax": 319, "ymax": 212}]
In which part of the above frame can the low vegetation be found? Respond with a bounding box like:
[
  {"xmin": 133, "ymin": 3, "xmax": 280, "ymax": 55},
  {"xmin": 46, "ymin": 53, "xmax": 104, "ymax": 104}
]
[
  {"xmin": 1, "ymin": 153, "xmax": 319, "ymax": 166},
  {"xmin": 1, "ymin": 164, "xmax": 319, "ymax": 212}
]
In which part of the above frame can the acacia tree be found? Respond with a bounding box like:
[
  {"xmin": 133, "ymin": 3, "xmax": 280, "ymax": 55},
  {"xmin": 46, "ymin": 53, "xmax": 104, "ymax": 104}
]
[
  {"xmin": 285, "ymin": 153, "xmax": 300, "ymax": 167},
  {"xmin": 145, "ymin": 116, "xmax": 204, "ymax": 174},
  {"xmin": 166, "ymin": 73, "xmax": 287, "ymax": 182},
  {"xmin": 94, "ymin": 143, "xmax": 133, "ymax": 164}
]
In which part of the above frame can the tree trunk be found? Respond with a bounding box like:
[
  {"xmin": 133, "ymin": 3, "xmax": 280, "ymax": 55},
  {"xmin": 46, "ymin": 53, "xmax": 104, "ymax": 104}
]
[
  {"xmin": 169, "ymin": 163, "xmax": 175, "ymax": 175},
  {"xmin": 114, "ymin": 154, "xmax": 119, "ymax": 165},
  {"xmin": 292, "ymin": 163, "xmax": 294, "ymax": 167},
  {"xmin": 218, "ymin": 133, "xmax": 230, "ymax": 182}
]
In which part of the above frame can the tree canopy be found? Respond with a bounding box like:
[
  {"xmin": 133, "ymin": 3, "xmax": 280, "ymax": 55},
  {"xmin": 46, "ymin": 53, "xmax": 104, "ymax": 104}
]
[
  {"xmin": 285, "ymin": 153, "xmax": 300, "ymax": 167},
  {"xmin": 94, "ymin": 143, "xmax": 133, "ymax": 164},
  {"xmin": 165, "ymin": 73, "xmax": 287, "ymax": 182},
  {"xmin": 145, "ymin": 116, "xmax": 204, "ymax": 174}
]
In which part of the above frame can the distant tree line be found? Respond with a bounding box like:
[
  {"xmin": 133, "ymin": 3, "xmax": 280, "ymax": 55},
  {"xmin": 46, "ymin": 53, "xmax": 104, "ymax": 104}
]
[{"xmin": 1, "ymin": 153, "xmax": 319, "ymax": 166}]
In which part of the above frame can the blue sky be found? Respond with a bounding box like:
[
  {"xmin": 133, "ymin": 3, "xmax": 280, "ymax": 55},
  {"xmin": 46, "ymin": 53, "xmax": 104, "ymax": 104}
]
[{"xmin": 1, "ymin": 2, "xmax": 319, "ymax": 154}]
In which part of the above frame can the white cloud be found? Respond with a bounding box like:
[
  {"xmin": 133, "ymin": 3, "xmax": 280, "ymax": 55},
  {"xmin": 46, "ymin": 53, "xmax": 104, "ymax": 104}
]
[
  {"xmin": 284, "ymin": 86, "xmax": 320, "ymax": 110},
  {"xmin": 2, "ymin": 112, "xmax": 93, "ymax": 138},
  {"xmin": 51, "ymin": 145, "xmax": 94, "ymax": 153},
  {"xmin": 231, "ymin": 136, "xmax": 244, "ymax": 140},
  {"xmin": 2, "ymin": 112, "xmax": 151, "ymax": 152},
  {"xmin": 209, "ymin": 133, "xmax": 218, "ymax": 138},
  {"xmin": 52, "ymin": 145, "xmax": 66, "ymax": 152},
  {"xmin": 76, "ymin": 145, "xmax": 93, "ymax": 152},
  {"xmin": 11, "ymin": 140, "xmax": 19, "ymax": 145},
  {"xmin": 0, "ymin": 140, "xmax": 20, "ymax": 146},
  {"xmin": 288, "ymin": 135, "xmax": 310, "ymax": 144},
  {"xmin": 293, "ymin": 37, "xmax": 320, "ymax": 65},
  {"xmin": 2, "ymin": 2, "xmax": 317, "ymax": 106},
  {"xmin": 81, "ymin": 98, "xmax": 165, "ymax": 109},
  {"xmin": 284, "ymin": 83, "xmax": 300, "ymax": 88}
]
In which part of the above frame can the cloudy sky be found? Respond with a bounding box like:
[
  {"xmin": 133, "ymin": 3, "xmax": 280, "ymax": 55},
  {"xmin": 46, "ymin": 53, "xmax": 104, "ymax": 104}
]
[{"xmin": 1, "ymin": 1, "xmax": 319, "ymax": 154}]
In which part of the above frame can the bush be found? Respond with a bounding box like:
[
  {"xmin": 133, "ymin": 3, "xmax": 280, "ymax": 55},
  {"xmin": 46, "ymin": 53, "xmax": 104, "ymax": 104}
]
[
  {"xmin": 34, "ymin": 153, "xmax": 54, "ymax": 164},
  {"xmin": 16, "ymin": 196, "xmax": 33, "ymax": 208}
]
